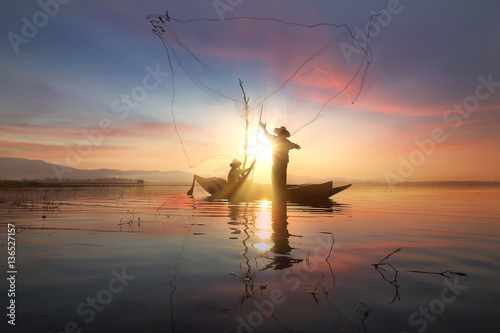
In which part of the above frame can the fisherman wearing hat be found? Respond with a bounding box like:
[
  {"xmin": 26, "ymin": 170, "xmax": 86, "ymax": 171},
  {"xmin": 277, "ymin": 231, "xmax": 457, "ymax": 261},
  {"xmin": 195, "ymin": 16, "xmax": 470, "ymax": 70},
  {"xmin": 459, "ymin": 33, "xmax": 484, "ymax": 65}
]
[
  {"xmin": 259, "ymin": 122, "xmax": 301, "ymax": 193},
  {"xmin": 227, "ymin": 159, "xmax": 246, "ymax": 184}
]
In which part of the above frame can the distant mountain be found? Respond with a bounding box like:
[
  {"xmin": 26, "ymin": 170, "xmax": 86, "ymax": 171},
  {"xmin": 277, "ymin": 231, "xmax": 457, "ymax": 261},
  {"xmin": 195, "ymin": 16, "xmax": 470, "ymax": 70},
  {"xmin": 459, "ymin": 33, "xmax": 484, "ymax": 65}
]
[
  {"xmin": 0, "ymin": 157, "xmax": 358, "ymax": 185},
  {"xmin": 2, "ymin": 157, "xmax": 494, "ymax": 186},
  {"xmin": 0, "ymin": 157, "xmax": 194, "ymax": 183}
]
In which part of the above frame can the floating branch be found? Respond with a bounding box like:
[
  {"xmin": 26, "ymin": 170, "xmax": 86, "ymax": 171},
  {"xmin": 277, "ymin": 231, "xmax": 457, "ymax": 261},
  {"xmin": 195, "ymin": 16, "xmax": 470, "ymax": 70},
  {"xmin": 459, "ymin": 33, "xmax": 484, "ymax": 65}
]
[
  {"xmin": 116, "ymin": 193, "xmax": 124, "ymax": 204},
  {"xmin": 230, "ymin": 272, "xmax": 255, "ymax": 287},
  {"xmin": 325, "ymin": 234, "xmax": 335, "ymax": 261},
  {"xmin": 309, "ymin": 290, "xmax": 319, "ymax": 304},
  {"xmin": 372, "ymin": 247, "xmax": 402, "ymax": 269},
  {"xmin": 373, "ymin": 260, "xmax": 401, "ymax": 305},
  {"xmin": 356, "ymin": 303, "xmax": 372, "ymax": 332},
  {"xmin": 373, "ymin": 248, "xmax": 402, "ymax": 304},
  {"xmin": 372, "ymin": 247, "xmax": 469, "ymax": 306},
  {"xmin": 156, "ymin": 198, "xmax": 170, "ymax": 213},
  {"xmin": 407, "ymin": 270, "xmax": 468, "ymax": 278},
  {"xmin": 118, "ymin": 217, "xmax": 134, "ymax": 226},
  {"xmin": 325, "ymin": 234, "xmax": 336, "ymax": 286}
]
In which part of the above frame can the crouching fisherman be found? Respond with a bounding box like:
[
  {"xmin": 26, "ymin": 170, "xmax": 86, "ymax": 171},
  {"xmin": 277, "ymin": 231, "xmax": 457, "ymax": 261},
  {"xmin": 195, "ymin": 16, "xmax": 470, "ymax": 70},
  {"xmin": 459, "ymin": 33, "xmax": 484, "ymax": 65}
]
[
  {"xmin": 187, "ymin": 159, "xmax": 254, "ymax": 197},
  {"xmin": 227, "ymin": 159, "xmax": 253, "ymax": 184}
]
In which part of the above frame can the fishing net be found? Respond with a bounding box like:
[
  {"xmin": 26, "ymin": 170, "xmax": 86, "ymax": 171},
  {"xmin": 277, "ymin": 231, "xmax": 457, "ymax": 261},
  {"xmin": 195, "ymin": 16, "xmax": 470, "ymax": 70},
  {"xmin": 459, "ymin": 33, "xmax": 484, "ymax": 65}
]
[{"xmin": 146, "ymin": 10, "xmax": 377, "ymax": 169}]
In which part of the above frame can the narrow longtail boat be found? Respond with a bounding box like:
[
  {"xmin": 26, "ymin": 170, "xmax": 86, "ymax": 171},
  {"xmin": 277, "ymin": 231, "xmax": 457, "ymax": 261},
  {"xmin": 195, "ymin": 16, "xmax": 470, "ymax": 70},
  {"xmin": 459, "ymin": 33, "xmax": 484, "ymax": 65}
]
[{"xmin": 187, "ymin": 163, "xmax": 351, "ymax": 202}]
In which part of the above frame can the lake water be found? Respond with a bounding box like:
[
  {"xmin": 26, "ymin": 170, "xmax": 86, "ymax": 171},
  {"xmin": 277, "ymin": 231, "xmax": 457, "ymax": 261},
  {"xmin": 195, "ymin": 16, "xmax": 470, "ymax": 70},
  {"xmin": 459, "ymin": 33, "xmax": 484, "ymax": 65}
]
[{"xmin": 1, "ymin": 184, "xmax": 499, "ymax": 333}]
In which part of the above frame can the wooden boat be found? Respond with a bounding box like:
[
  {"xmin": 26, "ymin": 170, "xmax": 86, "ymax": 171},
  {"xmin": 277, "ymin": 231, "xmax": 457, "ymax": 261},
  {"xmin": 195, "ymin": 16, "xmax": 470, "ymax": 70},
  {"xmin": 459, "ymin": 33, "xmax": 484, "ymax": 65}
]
[
  {"xmin": 286, "ymin": 182, "xmax": 351, "ymax": 202},
  {"xmin": 232, "ymin": 181, "xmax": 351, "ymax": 202},
  {"xmin": 187, "ymin": 172, "xmax": 351, "ymax": 202}
]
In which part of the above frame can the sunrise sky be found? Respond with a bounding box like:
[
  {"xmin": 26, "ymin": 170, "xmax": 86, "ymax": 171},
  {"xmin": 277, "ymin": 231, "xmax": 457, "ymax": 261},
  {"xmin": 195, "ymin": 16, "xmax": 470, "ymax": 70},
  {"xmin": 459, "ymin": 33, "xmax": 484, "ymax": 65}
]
[{"xmin": 1, "ymin": 0, "xmax": 499, "ymax": 183}]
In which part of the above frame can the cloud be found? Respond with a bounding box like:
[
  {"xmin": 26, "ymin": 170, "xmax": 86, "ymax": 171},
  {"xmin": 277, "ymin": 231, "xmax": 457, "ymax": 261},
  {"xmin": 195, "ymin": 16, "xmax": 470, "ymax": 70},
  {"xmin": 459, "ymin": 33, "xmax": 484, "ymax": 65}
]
[{"xmin": 1, "ymin": 0, "xmax": 499, "ymax": 179}]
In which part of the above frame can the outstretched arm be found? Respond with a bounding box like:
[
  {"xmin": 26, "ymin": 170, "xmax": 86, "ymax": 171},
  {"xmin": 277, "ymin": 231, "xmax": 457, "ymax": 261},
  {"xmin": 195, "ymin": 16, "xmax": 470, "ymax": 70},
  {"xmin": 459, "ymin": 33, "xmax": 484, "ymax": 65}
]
[
  {"xmin": 290, "ymin": 141, "xmax": 301, "ymax": 150},
  {"xmin": 259, "ymin": 121, "xmax": 273, "ymax": 141}
]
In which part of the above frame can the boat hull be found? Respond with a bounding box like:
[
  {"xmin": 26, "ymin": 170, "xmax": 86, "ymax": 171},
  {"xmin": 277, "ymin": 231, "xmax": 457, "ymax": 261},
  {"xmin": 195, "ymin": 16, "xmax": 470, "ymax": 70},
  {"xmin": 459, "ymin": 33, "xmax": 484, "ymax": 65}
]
[{"xmin": 227, "ymin": 181, "xmax": 352, "ymax": 203}]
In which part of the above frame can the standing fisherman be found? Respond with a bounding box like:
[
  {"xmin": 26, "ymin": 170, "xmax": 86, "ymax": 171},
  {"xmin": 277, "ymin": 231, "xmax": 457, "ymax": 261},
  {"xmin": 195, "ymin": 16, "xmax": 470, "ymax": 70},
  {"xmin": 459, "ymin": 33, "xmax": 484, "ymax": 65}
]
[{"xmin": 259, "ymin": 122, "xmax": 301, "ymax": 195}]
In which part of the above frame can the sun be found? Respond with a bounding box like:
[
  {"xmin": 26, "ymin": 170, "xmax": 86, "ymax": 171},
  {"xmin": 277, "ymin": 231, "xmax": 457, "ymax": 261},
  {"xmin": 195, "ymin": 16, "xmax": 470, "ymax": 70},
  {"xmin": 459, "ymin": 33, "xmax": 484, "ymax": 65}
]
[
  {"xmin": 246, "ymin": 132, "xmax": 273, "ymax": 183},
  {"xmin": 249, "ymin": 132, "xmax": 273, "ymax": 162}
]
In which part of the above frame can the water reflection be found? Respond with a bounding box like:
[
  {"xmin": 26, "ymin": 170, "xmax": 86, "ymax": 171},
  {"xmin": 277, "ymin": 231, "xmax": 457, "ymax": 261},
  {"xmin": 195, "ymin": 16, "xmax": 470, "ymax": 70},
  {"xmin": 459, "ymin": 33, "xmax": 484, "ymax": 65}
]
[
  {"xmin": 227, "ymin": 197, "xmax": 349, "ymax": 272},
  {"xmin": 227, "ymin": 198, "xmax": 301, "ymax": 271},
  {"xmin": 265, "ymin": 198, "xmax": 303, "ymax": 270},
  {"xmin": 221, "ymin": 196, "xmax": 376, "ymax": 332}
]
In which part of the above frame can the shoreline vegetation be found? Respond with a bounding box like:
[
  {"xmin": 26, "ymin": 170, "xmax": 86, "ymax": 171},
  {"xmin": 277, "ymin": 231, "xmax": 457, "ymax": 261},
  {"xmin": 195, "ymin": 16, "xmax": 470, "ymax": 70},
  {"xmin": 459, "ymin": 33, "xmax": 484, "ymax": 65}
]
[
  {"xmin": 0, "ymin": 178, "xmax": 498, "ymax": 188},
  {"xmin": 0, "ymin": 178, "xmax": 148, "ymax": 188}
]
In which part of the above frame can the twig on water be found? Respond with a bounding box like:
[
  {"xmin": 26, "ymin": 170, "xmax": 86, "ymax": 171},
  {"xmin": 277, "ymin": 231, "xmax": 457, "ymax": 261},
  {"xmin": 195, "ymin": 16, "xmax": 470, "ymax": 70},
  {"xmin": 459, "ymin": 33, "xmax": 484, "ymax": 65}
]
[
  {"xmin": 230, "ymin": 272, "xmax": 254, "ymax": 287},
  {"xmin": 372, "ymin": 247, "xmax": 402, "ymax": 269},
  {"xmin": 118, "ymin": 217, "xmax": 134, "ymax": 226},
  {"xmin": 372, "ymin": 247, "xmax": 468, "ymax": 305},
  {"xmin": 374, "ymin": 261, "xmax": 401, "ymax": 305},
  {"xmin": 325, "ymin": 234, "xmax": 335, "ymax": 261},
  {"xmin": 406, "ymin": 270, "xmax": 468, "ymax": 278},
  {"xmin": 309, "ymin": 290, "xmax": 319, "ymax": 303},
  {"xmin": 156, "ymin": 198, "xmax": 170, "ymax": 213},
  {"xmin": 324, "ymin": 234, "xmax": 336, "ymax": 285},
  {"xmin": 373, "ymin": 248, "xmax": 402, "ymax": 304}
]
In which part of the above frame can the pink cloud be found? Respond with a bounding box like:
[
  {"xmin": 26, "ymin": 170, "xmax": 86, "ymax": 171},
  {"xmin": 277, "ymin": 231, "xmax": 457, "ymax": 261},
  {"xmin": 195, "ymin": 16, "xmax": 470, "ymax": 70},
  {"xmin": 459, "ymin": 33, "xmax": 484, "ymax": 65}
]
[
  {"xmin": 0, "ymin": 120, "xmax": 200, "ymax": 141},
  {"xmin": 388, "ymin": 118, "xmax": 492, "ymax": 142}
]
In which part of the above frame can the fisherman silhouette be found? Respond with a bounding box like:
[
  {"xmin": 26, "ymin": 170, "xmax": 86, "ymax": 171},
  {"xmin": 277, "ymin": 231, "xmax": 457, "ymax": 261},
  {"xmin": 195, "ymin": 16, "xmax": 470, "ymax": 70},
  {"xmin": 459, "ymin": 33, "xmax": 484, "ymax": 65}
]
[
  {"xmin": 259, "ymin": 122, "xmax": 301, "ymax": 195},
  {"xmin": 227, "ymin": 159, "xmax": 252, "ymax": 184},
  {"xmin": 227, "ymin": 159, "xmax": 243, "ymax": 184}
]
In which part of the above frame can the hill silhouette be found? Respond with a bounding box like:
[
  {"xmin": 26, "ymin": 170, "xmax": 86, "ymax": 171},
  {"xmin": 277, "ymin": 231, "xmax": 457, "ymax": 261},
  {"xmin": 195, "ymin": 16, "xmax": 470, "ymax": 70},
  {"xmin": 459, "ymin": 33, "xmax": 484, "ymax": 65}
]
[{"xmin": 0, "ymin": 157, "xmax": 194, "ymax": 183}]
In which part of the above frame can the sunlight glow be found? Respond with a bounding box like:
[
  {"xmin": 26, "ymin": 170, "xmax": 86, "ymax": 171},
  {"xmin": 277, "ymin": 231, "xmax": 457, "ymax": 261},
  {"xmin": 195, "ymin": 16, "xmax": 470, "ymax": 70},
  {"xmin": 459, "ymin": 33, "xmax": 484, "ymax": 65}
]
[
  {"xmin": 255, "ymin": 230, "xmax": 271, "ymax": 240},
  {"xmin": 254, "ymin": 132, "xmax": 273, "ymax": 162},
  {"xmin": 246, "ymin": 132, "xmax": 273, "ymax": 183},
  {"xmin": 255, "ymin": 211, "xmax": 272, "ymax": 231},
  {"xmin": 254, "ymin": 243, "xmax": 271, "ymax": 252}
]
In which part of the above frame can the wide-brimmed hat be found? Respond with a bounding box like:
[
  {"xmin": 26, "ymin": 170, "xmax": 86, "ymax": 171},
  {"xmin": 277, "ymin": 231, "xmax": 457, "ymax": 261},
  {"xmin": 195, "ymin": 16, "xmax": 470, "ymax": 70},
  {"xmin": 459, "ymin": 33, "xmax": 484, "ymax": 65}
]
[
  {"xmin": 230, "ymin": 159, "xmax": 242, "ymax": 168},
  {"xmin": 273, "ymin": 126, "xmax": 290, "ymax": 137}
]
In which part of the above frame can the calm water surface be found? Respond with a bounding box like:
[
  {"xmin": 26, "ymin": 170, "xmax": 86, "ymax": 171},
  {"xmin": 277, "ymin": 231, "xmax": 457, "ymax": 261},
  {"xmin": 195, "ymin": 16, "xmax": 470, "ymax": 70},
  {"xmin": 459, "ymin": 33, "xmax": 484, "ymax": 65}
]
[{"xmin": 1, "ymin": 185, "xmax": 499, "ymax": 333}]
